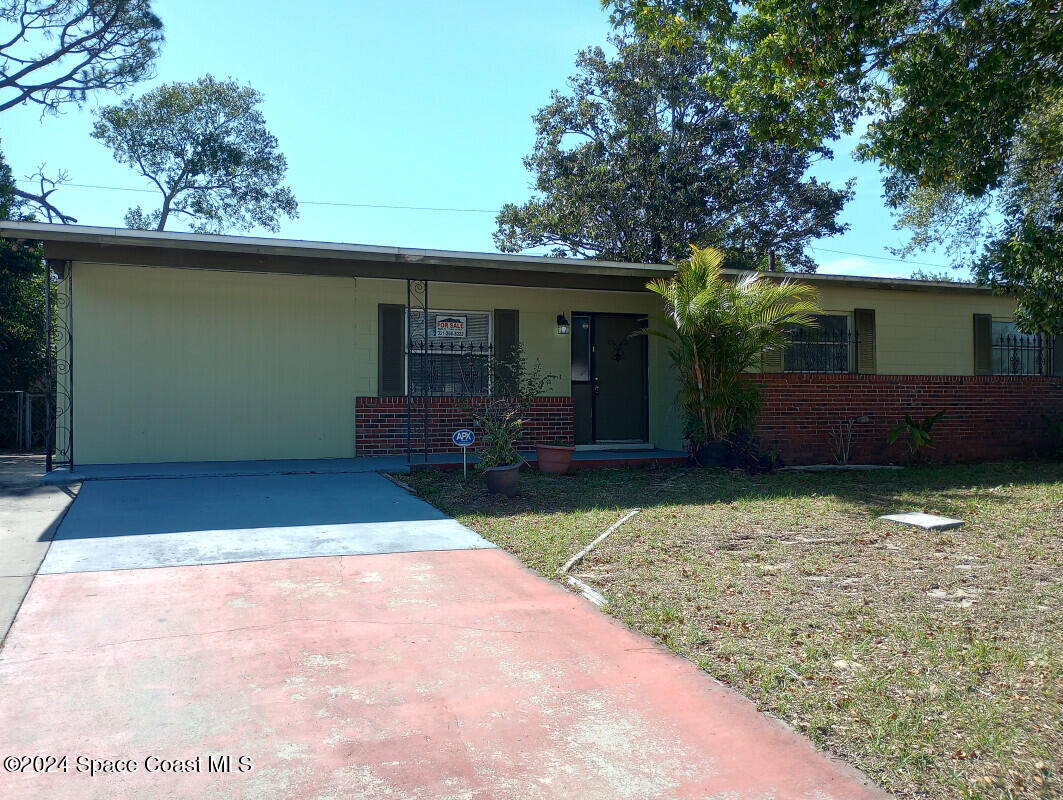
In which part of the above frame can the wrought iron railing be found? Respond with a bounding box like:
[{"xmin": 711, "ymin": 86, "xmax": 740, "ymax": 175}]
[
  {"xmin": 784, "ymin": 329, "xmax": 858, "ymax": 373},
  {"xmin": 407, "ymin": 340, "xmax": 494, "ymax": 397},
  {"xmin": 992, "ymin": 333, "xmax": 1052, "ymax": 376}
]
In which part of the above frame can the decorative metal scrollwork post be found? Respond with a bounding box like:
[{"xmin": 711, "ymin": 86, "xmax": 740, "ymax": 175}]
[
  {"xmin": 44, "ymin": 259, "xmax": 74, "ymax": 471},
  {"xmin": 406, "ymin": 279, "xmax": 429, "ymax": 464}
]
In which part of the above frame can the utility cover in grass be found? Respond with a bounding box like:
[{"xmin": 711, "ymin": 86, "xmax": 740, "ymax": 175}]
[{"xmin": 879, "ymin": 512, "xmax": 964, "ymax": 531}]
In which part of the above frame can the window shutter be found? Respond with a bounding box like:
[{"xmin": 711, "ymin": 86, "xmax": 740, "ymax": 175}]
[
  {"xmin": 493, "ymin": 309, "xmax": 519, "ymax": 360},
  {"xmin": 493, "ymin": 308, "xmax": 518, "ymax": 356},
  {"xmin": 492, "ymin": 309, "xmax": 520, "ymax": 395},
  {"xmin": 973, "ymin": 314, "xmax": 993, "ymax": 376},
  {"xmin": 761, "ymin": 346, "xmax": 783, "ymax": 373},
  {"xmin": 854, "ymin": 308, "xmax": 876, "ymax": 374},
  {"xmin": 1052, "ymin": 335, "xmax": 1063, "ymax": 377},
  {"xmin": 378, "ymin": 303, "xmax": 405, "ymax": 396}
]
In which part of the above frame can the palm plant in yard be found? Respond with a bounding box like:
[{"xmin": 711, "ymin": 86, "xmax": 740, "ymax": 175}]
[{"xmin": 646, "ymin": 245, "xmax": 821, "ymax": 446}]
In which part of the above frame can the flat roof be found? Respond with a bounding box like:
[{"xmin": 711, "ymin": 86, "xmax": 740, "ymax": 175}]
[{"xmin": 0, "ymin": 221, "xmax": 990, "ymax": 294}]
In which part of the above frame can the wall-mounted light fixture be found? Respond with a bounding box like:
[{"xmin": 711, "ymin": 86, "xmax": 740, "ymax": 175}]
[{"xmin": 556, "ymin": 313, "xmax": 570, "ymax": 335}]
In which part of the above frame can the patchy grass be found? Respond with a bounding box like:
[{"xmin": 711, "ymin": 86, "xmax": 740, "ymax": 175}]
[{"xmin": 402, "ymin": 461, "xmax": 1063, "ymax": 800}]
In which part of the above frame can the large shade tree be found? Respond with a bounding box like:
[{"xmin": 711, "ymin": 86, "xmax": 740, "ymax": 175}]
[
  {"xmin": 494, "ymin": 35, "xmax": 851, "ymax": 271},
  {"xmin": 896, "ymin": 91, "xmax": 1063, "ymax": 331},
  {"xmin": 609, "ymin": 0, "xmax": 1063, "ymax": 328},
  {"xmin": 1, "ymin": 0, "xmax": 163, "ymax": 219},
  {"xmin": 92, "ymin": 75, "xmax": 297, "ymax": 233}
]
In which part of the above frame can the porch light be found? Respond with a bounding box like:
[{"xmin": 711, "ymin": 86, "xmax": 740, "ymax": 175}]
[{"xmin": 556, "ymin": 314, "xmax": 570, "ymax": 335}]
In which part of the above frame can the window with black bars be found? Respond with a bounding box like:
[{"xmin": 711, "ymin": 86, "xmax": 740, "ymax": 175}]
[
  {"xmin": 784, "ymin": 315, "xmax": 855, "ymax": 373},
  {"xmin": 407, "ymin": 310, "xmax": 494, "ymax": 396},
  {"xmin": 992, "ymin": 321, "xmax": 1051, "ymax": 376}
]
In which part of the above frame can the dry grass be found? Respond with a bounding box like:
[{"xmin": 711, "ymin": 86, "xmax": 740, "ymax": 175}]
[{"xmin": 403, "ymin": 461, "xmax": 1063, "ymax": 800}]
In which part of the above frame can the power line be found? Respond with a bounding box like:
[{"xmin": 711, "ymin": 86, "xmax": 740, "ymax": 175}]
[
  {"xmin": 27, "ymin": 180, "xmax": 956, "ymax": 269},
  {"xmin": 808, "ymin": 245, "xmax": 952, "ymax": 270},
  {"xmin": 46, "ymin": 181, "xmax": 500, "ymax": 214}
]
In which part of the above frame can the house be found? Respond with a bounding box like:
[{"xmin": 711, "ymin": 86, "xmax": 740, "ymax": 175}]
[{"xmin": 3, "ymin": 222, "xmax": 1059, "ymax": 468}]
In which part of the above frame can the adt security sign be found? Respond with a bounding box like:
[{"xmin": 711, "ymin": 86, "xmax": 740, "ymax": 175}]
[
  {"xmin": 453, "ymin": 428, "xmax": 475, "ymax": 477},
  {"xmin": 452, "ymin": 429, "xmax": 475, "ymax": 447}
]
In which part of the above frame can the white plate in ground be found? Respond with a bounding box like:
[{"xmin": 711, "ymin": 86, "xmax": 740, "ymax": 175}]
[{"xmin": 879, "ymin": 512, "xmax": 964, "ymax": 531}]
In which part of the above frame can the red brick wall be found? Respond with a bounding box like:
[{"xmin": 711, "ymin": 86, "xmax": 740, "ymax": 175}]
[
  {"xmin": 752, "ymin": 374, "xmax": 1063, "ymax": 465},
  {"xmin": 355, "ymin": 396, "xmax": 574, "ymax": 456}
]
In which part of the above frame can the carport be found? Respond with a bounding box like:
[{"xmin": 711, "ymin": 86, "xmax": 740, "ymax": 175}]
[{"xmin": 0, "ymin": 221, "xmax": 678, "ymax": 472}]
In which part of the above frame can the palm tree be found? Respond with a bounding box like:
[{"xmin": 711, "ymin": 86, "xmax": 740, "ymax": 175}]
[{"xmin": 646, "ymin": 246, "xmax": 822, "ymax": 443}]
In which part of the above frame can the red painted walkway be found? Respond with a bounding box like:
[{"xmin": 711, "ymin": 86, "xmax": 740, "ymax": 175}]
[{"xmin": 0, "ymin": 549, "xmax": 884, "ymax": 800}]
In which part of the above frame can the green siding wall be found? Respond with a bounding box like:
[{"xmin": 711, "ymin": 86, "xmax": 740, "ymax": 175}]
[{"xmin": 69, "ymin": 263, "xmax": 682, "ymax": 464}]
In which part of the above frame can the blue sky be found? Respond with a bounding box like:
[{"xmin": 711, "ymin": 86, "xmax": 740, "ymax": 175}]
[{"xmin": 2, "ymin": 0, "xmax": 957, "ymax": 279}]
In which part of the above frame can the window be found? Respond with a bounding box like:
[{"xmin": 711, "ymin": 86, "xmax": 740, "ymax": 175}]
[
  {"xmin": 406, "ymin": 309, "xmax": 493, "ymax": 396},
  {"xmin": 571, "ymin": 315, "xmax": 591, "ymax": 382},
  {"xmin": 785, "ymin": 314, "xmax": 852, "ymax": 373},
  {"xmin": 992, "ymin": 321, "xmax": 1047, "ymax": 376}
]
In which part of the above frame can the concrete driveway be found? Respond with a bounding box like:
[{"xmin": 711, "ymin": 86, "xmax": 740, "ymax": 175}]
[{"xmin": 0, "ymin": 470, "xmax": 885, "ymax": 800}]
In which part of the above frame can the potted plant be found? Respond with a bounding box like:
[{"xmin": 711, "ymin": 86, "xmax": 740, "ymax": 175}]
[
  {"xmin": 469, "ymin": 345, "xmax": 560, "ymax": 496},
  {"xmin": 645, "ymin": 246, "xmax": 822, "ymax": 466},
  {"xmin": 475, "ymin": 399, "xmax": 524, "ymax": 496},
  {"xmin": 535, "ymin": 438, "xmax": 575, "ymax": 474}
]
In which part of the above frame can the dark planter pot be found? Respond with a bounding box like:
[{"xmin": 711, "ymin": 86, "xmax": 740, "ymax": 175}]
[
  {"xmin": 484, "ymin": 463, "xmax": 521, "ymax": 496},
  {"xmin": 693, "ymin": 440, "xmax": 730, "ymax": 468},
  {"xmin": 536, "ymin": 444, "xmax": 575, "ymax": 474}
]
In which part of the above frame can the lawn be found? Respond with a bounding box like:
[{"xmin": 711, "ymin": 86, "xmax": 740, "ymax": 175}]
[{"xmin": 402, "ymin": 461, "xmax": 1063, "ymax": 800}]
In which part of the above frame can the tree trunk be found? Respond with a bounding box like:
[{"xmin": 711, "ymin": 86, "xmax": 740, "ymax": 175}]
[{"xmin": 691, "ymin": 340, "xmax": 713, "ymax": 442}]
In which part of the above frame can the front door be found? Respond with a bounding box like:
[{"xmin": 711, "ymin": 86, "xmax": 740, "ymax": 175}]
[{"xmin": 571, "ymin": 313, "xmax": 648, "ymax": 444}]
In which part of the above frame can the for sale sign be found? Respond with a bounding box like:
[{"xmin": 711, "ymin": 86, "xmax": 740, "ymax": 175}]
[{"xmin": 435, "ymin": 315, "xmax": 467, "ymax": 338}]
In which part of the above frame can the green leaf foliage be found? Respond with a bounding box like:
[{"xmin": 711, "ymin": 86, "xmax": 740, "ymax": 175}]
[
  {"xmin": 608, "ymin": 0, "xmax": 1063, "ymax": 328},
  {"xmin": 91, "ymin": 75, "xmax": 297, "ymax": 233},
  {"xmin": 646, "ymin": 245, "xmax": 822, "ymax": 442},
  {"xmin": 494, "ymin": 34, "xmax": 851, "ymax": 270},
  {"xmin": 0, "ymin": 1, "xmax": 163, "ymax": 114},
  {"xmin": 887, "ymin": 409, "xmax": 947, "ymax": 458},
  {"xmin": 0, "ymin": 144, "xmax": 47, "ymax": 392}
]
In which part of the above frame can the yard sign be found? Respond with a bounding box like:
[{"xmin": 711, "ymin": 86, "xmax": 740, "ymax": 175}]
[{"xmin": 435, "ymin": 315, "xmax": 467, "ymax": 338}]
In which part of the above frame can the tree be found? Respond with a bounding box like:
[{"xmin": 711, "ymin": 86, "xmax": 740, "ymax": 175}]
[
  {"xmin": 896, "ymin": 91, "xmax": 1063, "ymax": 330},
  {"xmin": 0, "ymin": 145, "xmax": 47, "ymax": 392},
  {"xmin": 609, "ymin": 0, "xmax": 1063, "ymax": 325},
  {"xmin": 909, "ymin": 269, "xmax": 961, "ymax": 282},
  {"xmin": 92, "ymin": 75, "xmax": 297, "ymax": 233},
  {"xmin": 0, "ymin": 0, "xmax": 162, "ymax": 113},
  {"xmin": 494, "ymin": 35, "xmax": 851, "ymax": 270},
  {"xmin": 1, "ymin": 0, "xmax": 163, "ymax": 219},
  {"xmin": 646, "ymin": 245, "xmax": 821, "ymax": 443},
  {"xmin": 610, "ymin": 0, "xmax": 1061, "ymax": 198}
]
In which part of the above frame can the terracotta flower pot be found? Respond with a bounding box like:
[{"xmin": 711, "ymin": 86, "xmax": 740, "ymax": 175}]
[
  {"xmin": 483, "ymin": 463, "xmax": 521, "ymax": 496},
  {"xmin": 535, "ymin": 444, "xmax": 574, "ymax": 474}
]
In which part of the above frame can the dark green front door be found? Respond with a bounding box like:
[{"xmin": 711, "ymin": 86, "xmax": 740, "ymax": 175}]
[{"xmin": 571, "ymin": 314, "xmax": 648, "ymax": 444}]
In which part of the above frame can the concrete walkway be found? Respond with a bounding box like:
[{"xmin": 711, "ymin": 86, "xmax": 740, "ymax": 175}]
[
  {"xmin": 0, "ymin": 470, "xmax": 886, "ymax": 800},
  {"xmin": 0, "ymin": 455, "xmax": 76, "ymax": 643}
]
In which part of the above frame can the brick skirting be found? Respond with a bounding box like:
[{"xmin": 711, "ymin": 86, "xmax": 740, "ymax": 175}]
[
  {"xmin": 752, "ymin": 374, "xmax": 1063, "ymax": 465},
  {"xmin": 356, "ymin": 396, "xmax": 574, "ymax": 456}
]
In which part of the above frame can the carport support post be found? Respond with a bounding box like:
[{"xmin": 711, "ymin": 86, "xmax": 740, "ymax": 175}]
[{"xmin": 44, "ymin": 259, "xmax": 52, "ymax": 472}]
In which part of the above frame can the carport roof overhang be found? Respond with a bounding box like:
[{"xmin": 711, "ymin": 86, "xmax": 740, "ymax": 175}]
[{"xmin": 0, "ymin": 221, "xmax": 993, "ymax": 295}]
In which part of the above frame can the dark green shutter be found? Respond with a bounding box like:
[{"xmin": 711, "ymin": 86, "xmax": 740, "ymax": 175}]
[
  {"xmin": 493, "ymin": 309, "xmax": 519, "ymax": 360},
  {"xmin": 493, "ymin": 309, "xmax": 520, "ymax": 395},
  {"xmin": 1052, "ymin": 335, "xmax": 1063, "ymax": 377},
  {"xmin": 973, "ymin": 314, "xmax": 993, "ymax": 376},
  {"xmin": 854, "ymin": 308, "xmax": 876, "ymax": 374},
  {"xmin": 378, "ymin": 303, "xmax": 405, "ymax": 396}
]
